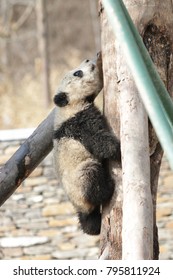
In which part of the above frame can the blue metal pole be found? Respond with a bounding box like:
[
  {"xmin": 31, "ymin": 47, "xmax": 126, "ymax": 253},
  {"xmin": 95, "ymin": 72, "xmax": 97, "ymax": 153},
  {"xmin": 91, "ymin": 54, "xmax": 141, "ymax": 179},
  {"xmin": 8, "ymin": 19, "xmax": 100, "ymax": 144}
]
[{"xmin": 103, "ymin": 0, "xmax": 173, "ymax": 169}]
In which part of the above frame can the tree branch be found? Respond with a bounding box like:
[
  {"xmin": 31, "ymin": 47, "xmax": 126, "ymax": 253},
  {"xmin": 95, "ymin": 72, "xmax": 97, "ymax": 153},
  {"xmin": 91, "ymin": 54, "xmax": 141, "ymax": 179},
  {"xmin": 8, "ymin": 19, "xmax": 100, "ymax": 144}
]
[{"xmin": 0, "ymin": 109, "xmax": 55, "ymax": 207}]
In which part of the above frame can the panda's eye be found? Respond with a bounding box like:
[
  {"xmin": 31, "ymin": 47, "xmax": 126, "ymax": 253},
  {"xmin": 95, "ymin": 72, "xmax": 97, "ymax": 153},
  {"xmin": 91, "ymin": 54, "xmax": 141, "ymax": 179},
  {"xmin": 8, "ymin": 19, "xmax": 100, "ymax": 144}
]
[{"xmin": 73, "ymin": 70, "xmax": 83, "ymax": 78}]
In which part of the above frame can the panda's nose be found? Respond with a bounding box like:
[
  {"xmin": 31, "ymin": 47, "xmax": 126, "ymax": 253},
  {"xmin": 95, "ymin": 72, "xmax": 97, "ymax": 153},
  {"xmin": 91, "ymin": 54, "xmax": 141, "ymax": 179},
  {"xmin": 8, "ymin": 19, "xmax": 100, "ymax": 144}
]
[{"xmin": 91, "ymin": 64, "xmax": 95, "ymax": 71}]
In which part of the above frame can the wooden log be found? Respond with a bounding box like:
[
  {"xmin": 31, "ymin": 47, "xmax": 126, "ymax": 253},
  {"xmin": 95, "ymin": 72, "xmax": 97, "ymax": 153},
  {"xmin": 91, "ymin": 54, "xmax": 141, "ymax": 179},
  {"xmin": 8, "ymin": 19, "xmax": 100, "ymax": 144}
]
[{"xmin": 0, "ymin": 109, "xmax": 55, "ymax": 207}]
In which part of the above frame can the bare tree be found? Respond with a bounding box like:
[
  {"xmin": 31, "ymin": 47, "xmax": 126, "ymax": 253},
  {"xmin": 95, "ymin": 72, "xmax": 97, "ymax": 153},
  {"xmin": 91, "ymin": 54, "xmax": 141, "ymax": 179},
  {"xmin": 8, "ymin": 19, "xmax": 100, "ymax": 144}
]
[
  {"xmin": 0, "ymin": 0, "xmax": 11, "ymax": 72},
  {"xmin": 36, "ymin": 0, "xmax": 51, "ymax": 107},
  {"xmin": 99, "ymin": 0, "xmax": 173, "ymax": 259}
]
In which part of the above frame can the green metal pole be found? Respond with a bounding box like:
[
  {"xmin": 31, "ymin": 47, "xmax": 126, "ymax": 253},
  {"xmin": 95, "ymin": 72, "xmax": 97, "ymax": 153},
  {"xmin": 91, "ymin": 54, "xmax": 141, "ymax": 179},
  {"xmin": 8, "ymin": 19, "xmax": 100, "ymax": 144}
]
[{"xmin": 103, "ymin": 0, "xmax": 173, "ymax": 169}]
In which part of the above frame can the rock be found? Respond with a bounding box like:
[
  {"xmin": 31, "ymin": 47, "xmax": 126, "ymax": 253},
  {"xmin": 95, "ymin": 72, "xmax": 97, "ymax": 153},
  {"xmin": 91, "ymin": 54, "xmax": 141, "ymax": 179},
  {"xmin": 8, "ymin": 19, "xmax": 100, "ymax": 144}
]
[
  {"xmin": 28, "ymin": 195, "xmax": 43, "ymax": 203},
  {"xmin": 12, "ymin": 194, "xmax": 25, "ymax": 201},
  {"xmin": 156, "ymin": 207, "xmax": 172, "ymax": 219},
  {"xmin": 4, "ymin": 145, "xmax": 19, "ymax": 155},
  {"xmin": 163, "ymin": 175, "xmax": 173, "ymax": 188},
  {"xmin": 29, "ymin": 168, "xmax": 43, "ymax": 178},
  {"xmin": 58, "ymin": 242, "xmax": 76, "ymax": 251},
  {"xmin": 52, "ymin": 248, "xmax": 89, "ymax": 259},
  {"xmin": 21, "ymin": 254, "xmax": 51, "ymax": 260},
  {"xmin": 24, "ymin": 244, "xmax": 52, "ymax": 255},
  {"xmin": 42, "ymin": 202, "xmax": 75, "ymax": 217},
  {"xmin": 0, "ymin": 237, "xmax": 49, "ymax": 248},
  {"xmin": 3, "ymin": 248, "xmax": 23, "ymax": 258},
  {"xmin": 166, "ymin": 221, "xmax": 173, "ymax": 229},
  {"xmin": 24, "ymin": 177, "xmax": 48, "ymax": 187},
  {"xmin": 38, "ymin": 230, "xmax": 58, "ymax": 237},
  {"xmin": 49, "ymin": 218, "xmax": 77, "ymax": 227},
  {"xmin": 34, "ymin": 185, "xmax": 50, "ymax": 193},
  {"xmin": 0, "ymin": 155, "xmax": 11, "ymax": 165}
]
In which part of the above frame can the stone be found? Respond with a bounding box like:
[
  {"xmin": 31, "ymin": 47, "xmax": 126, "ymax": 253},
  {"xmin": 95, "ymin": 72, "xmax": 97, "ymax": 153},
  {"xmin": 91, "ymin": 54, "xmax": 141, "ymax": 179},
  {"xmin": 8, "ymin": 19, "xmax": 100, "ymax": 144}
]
[
  {"xmin": 16, "ymin": 185, "xmax": 32, "ymax": 193},
  {"xmin": 49, "ymin": 218, "xmax": 77, "ymax": 227},
  {"xmin": 4, "ymin": 145, "xmax": 19, "ymax": 155},
  {"xmin": 21, "ymin": 254, "xmax": 51, "ymax": 260},
  {"xmin": 42, "ymin": 202, "xmax": 75, "ymax": 216},
  {"xmin": 30, "ymin": 202, "xmax": 44, "ymax": 209},
  {"xmin": 0, "ymin": 154, "xmax": 11, "ymax": 165},
  {"xmin": 52, "ymin": 248, "xmax": 91, "ymax": 260},
  {"xmin": 43, "ymin": 167, "xmax": 54, "ymax": 177},
  {"xmin": 24, "ymin": 177, "xmax": 47, "ymax": 187},
  {"xmin": 10, "ymin": 229, "xmax": 32, "ymax": 237},
  {"xmin": 86, "ymin": 247, "xmax": 99, "ymax": 258},
  {"xmin": 29, "ymin": 168, "xmax": 43, "ymax": 178},
  {"xmin": 163, "ymin": 175, "xmax": 173, "ymax": 188},
  {"xmin": 0, "ymin": 225, "xmax": 16, "ymax": 233},
  {"xmin": 58, "ymin": 242, "xmax": 76, "ymax": 251},
  {"xmin": 28, "ymin": 195, "xmax": 43, "ymax": 203},
  {"xmin": 18, "ymin": 222, "xmax": 48, "ymax": 230},
  {"xmin": 3, "ymin": 247, "xmax": 23, "ymax": 258},
  {"xmin": 156, "ymin": 207, "xmax": 172, "ymax": 219},
  {"xmin": 12, "ymin": 194, "xmax": 25, "ymax": 201},
  {"xmin": 33, "ymin": 185, "xmax": 48, "ymax": 193},
  {"xmin": 0, "ymin": 237, "xmax": 49, "ymax": 248},
  {"xmin": 38, "ymin": 230, "xmax": 59, "ymax": 237},
  {"xmin": 24, "ymin": 209, "xmax": 41, "ymax": 219},
  {"xmin": 166, "ymin": 221, "xmax": 173, "ymax": 229},
  {"xmin": 24, "ymin": 244, "xmax": 52, "ymax": 255}
]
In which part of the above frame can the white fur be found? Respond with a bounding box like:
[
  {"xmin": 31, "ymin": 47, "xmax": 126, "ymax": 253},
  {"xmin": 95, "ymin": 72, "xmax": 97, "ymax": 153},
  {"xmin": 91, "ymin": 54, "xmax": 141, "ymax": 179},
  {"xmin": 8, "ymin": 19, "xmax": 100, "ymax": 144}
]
[
  {"xmin": 54, "ymin": 59, "xmax": 103, "ymax": 130},
  {"xmin": 54, "ymin": 138, "xmax": 98, "ymax": 213}
]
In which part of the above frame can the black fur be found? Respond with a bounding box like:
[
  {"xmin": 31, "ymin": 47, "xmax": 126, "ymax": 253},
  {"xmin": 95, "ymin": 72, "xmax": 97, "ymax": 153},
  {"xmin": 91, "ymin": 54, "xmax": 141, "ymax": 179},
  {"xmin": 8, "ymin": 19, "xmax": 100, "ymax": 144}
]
[
  {"xmin": 85, "ymin": 94, "xmax": 96, "ymax": 103},
  {"xmin": 81, "ymin": 161, "xmax": 114, "ymax": 206},
  {"xmin": 78, "ymin": 207, "xmax": 101, "ymax": 235},
  {"xmin": 54, "ymin": 92, "xmax": 69, "ymax": 107},
  {"xmin": 54, "ymin": 104, "xmax": 120, "ymax": 161},
  {"xmin": 54, "ymin": 104, "xmax": 120, "ymax": 235}
]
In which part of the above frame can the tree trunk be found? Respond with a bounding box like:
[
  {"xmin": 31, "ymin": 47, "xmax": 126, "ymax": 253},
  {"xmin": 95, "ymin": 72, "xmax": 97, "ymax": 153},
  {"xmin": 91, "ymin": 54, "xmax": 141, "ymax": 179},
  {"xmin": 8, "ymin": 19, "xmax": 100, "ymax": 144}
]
[
  {"xmin": 36, "ymin": 0, "xmax": 51, "ymax": 108},
  {"xmin": 99, "ymin": 1, "xmax": 122, "ymax": 260},
  {"xmin": 99, "ymin": 0, "xmax": 173, "ymax": 259},
  {"xmin": 118, "ymin": 52, "xmax": 152, "ymax": 259}
]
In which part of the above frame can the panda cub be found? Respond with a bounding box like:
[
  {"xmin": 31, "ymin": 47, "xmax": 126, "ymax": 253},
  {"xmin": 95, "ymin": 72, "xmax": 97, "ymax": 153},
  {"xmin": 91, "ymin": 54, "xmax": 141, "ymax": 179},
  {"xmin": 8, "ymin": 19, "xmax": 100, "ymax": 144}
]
[{"xmin": 53, "ymin": 53, "xmax": 120, "ymax": 235}]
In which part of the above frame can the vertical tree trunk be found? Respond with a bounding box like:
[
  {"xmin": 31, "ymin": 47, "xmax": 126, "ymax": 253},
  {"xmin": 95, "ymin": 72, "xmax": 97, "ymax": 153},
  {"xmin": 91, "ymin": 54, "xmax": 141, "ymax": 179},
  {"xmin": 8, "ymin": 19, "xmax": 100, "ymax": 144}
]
[
  {"xmin": 118, "ymin": 51, "xmax": 152, "ymax": 259},
  {"xmin": 36, "ymin": 0, "xmax": 51, "ymax": 108},
  {"xmin": 1, "ymin": 0, "xmax": 11, "ymax": 76},
  {"xmin": 99, "ymin": 1, "xmax": 123, "ymax": 259},
  {"xmin": 99, "ymin": 0, "xmax": 173, "ymax": 259}
]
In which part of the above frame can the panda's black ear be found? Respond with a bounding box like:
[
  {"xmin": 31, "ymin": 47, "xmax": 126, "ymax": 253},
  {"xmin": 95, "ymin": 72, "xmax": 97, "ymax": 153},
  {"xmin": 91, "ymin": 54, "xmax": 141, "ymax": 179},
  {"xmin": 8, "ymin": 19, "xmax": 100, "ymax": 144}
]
[{"xmin": 54, "ymin": 92, "xmax": 69, "ymax": 107}]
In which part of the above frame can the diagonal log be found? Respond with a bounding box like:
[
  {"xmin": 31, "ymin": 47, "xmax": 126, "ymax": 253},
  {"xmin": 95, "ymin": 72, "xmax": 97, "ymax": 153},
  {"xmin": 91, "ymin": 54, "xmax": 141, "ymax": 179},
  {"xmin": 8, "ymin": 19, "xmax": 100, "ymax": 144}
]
[{"xmin": 0, "ymin": 109, "xmax": 55, "ymax": 207}]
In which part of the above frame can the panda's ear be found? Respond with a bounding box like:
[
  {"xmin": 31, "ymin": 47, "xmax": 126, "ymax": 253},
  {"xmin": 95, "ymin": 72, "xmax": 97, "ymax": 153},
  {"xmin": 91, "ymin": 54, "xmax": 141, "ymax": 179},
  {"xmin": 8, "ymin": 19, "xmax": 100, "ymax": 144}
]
[{"xmin": 54, "ymin": 92, "xmax": 69, "ymax": 107}]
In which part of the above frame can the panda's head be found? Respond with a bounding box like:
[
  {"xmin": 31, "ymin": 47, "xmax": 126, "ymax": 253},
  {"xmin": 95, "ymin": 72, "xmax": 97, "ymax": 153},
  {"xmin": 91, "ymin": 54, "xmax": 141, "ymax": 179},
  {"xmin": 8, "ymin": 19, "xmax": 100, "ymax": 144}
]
[{"xmin": 54, "ymin": 54, "xmax": 103, "ymax": 108}]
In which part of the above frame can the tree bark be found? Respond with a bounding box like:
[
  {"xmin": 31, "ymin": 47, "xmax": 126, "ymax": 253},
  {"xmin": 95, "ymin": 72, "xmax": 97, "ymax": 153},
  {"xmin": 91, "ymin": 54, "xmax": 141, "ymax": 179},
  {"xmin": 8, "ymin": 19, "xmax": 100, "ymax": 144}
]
[
  {"xmin": 118, "ymin": 52, "xmax": 152, "ymax": 259},
  {"xmin": 99, "ymin": 1, "xmax": 122, "ymax": 260},
  {"xmin": 99, "ymin": 0, "xmax": 173, "ymax": 259},
  {"xmin": 0, "ymin": 109, "xmax": 55, "ymax": 207}
]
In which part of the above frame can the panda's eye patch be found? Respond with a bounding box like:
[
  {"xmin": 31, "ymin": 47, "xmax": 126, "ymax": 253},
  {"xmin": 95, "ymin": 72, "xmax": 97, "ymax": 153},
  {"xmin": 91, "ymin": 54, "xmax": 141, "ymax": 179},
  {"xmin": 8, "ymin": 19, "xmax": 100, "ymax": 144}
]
[{"xmin": 73, "ymin": 70, "xmax": 83, "ymax": 78}]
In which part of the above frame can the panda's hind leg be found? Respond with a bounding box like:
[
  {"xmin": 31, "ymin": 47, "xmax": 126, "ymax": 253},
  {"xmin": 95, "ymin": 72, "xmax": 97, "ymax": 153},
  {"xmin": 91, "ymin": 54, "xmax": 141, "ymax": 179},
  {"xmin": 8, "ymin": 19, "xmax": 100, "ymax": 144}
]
[
  {"xmin": 78, "ymin": 206, "xmax": 101, "ymax": 235},
  {"xmin": 82, "ymin": 161, "xmax": 114, "ymax": 206}
]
